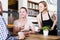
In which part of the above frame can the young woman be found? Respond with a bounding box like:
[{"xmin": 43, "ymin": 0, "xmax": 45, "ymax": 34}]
[
  {"xmin": 13, "ymin": 7, "xmax": 35, "ymax": 40},
  {"xmin": 37, "ymin": 1, "xmax": 57, "ymax": 35},
  {"xmin": 0, "ymin": 1, "xmax": 8, "ymax": 40}
]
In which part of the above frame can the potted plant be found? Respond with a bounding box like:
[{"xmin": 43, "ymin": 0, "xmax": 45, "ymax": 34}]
[{"xmin": 42, "ymin": 26, "xmax": 50, "ymax": 36}]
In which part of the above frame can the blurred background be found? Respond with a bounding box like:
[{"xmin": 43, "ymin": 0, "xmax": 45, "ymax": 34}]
[{"xmin": 0, "ymin": 0, "xmax": 60, "ymax": 36}]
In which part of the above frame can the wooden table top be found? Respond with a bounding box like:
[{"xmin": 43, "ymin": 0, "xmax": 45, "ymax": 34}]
[{"xmin": 25, "ymin": 34, "xmax": 60, "ymax": 40}]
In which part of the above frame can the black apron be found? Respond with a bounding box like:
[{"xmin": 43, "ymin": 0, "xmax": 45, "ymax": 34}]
[{"xmin": 39, "ymin": 12, "xmax": 57, "ymax": 35}]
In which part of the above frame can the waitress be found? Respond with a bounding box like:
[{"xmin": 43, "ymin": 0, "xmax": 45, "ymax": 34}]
[{"xmin": 37, "ymin": 1, "xmax": 57, "ymax": 35}]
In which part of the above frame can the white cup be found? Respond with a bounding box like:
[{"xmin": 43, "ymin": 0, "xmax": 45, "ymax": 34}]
[{"xmin": 18, "ymin": 32, "xmax": 25, "ymax": 39}]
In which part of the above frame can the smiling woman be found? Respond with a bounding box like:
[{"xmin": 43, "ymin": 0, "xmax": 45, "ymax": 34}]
[
  {"xmin": 37, "ymin": 1, "xmax": 57, "ymax": 35},
  {"xmin": 13, "ymin": 7, "xmax": 35, "ymax": 40}
]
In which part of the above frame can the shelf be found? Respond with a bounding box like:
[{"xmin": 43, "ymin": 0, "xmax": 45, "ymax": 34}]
[
  {"xmin": 28, "ymin": 8, "xmax": 39, "ymax": 11},
  {"xmin": 28, "ymin": 1, "xmax": 39, "ymax": 4},
  {"xmin": 28, "ymin": 14, "xmax": 37, "ymax": 17},
  {"xmin": 32, "ymin": 20, "xmax": 38, "ymax": 23},
  {"xmin": 28, "ymin": 1, "xmax": 39, "ymax": 10},
  {"xmin": 28, "ymin": 0, "xmax": 39, "ymax": 17}
]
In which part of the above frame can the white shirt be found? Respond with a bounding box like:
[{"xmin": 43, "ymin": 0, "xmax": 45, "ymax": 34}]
[{"xmin": 13, "ymin": 19, "xmax": 32, "ymax": 31}]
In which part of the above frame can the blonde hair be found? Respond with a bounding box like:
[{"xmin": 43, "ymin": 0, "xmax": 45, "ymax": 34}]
[{"xmin": 39, "ymin": 1, "xmax": 48, "ymax": 12}]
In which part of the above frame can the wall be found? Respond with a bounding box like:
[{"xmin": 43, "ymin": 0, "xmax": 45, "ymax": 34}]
[
  {"xmin": 57, "ymin": 0, "xmax": 60, "ymax": 36},
  {"xmin": 0, "ymin": 0, "xmax": 8, "ymax": 24},
  {"xmin": 18, "ymin": 0, "xmax": 28, "ymax": 10}
]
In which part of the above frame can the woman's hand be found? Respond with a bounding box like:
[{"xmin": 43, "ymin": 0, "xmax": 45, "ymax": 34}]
[
  {"xmin": 50, "ymin": 27, "xmax": 54, "ymax": 31},
  {"xmin": 20, "ymin": 26, "xmax": 24, "ymax": 30},
  {"xmin": 23, "ymin": 30, "xmax": 30, "ymax": 37},
  {"xmin": 17, "ymin": 26, "xmax": 24, "ymax": 32},
  {"xmin": 39, "ymin": 27, "xmax": 42, "ymax": 30}
]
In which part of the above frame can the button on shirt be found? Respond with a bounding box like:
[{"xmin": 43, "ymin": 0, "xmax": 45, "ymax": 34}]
[{"xmin": 0, "ymin": 15, "xmax": 8, "ymax": 40}]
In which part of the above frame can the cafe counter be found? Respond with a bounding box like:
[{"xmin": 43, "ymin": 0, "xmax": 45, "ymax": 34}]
[{"xmin": 25, "ymin": 34, "xmax": 60, "ymax": 40}]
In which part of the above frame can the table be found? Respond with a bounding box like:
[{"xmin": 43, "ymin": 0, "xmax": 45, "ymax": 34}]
[{"xmin": 25, "ymin": 34, "xmax": 60, "ymax": 40}]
